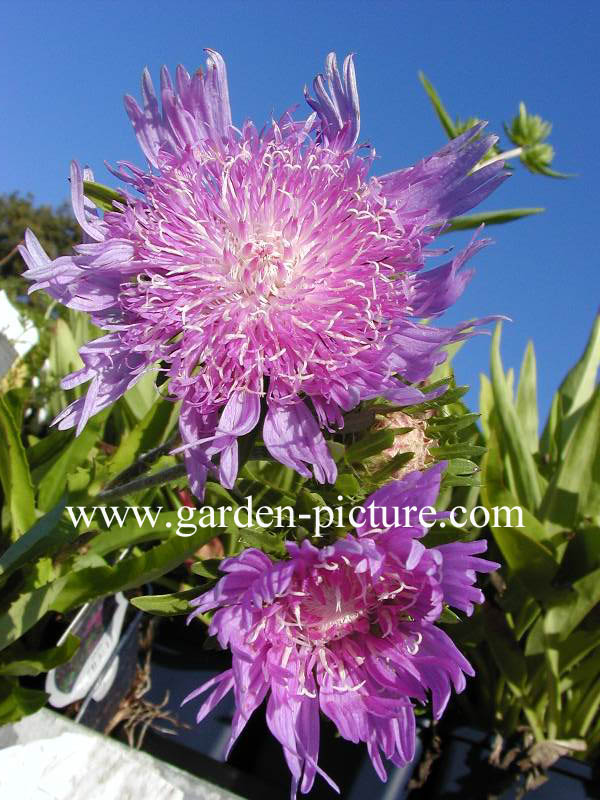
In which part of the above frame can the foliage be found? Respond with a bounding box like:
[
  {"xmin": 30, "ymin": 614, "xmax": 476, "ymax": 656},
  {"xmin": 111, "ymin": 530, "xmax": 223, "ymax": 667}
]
[
  {"xmin": 418, "ymin": 73, "xmax": 567, "ymax": 233},
  {"xmin": 440, "ymin": 316, "xmax": 600, "ymax": 778},
  {"xmin": 0, "ymin": 192, "xmax": 79, "ymax": 277}
]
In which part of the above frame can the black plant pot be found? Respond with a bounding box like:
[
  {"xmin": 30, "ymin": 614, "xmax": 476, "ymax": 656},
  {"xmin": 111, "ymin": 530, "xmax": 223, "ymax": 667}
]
[{"xmin": 424, "ymin": 726, "xmax": 598, "ymax": 799}]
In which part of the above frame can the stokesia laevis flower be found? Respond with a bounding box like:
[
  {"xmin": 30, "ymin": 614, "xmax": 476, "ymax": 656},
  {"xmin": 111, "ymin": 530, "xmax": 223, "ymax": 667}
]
[
  {"xmin": 184, "ymin": 464, "xmax": 498, "ymax": 795},
  {"xmin": 20, "ymin": 50, "xmax": 507, "ymax": 498}
]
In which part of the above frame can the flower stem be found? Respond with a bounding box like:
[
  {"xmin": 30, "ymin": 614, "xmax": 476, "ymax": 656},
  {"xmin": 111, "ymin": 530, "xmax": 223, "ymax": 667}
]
[
  {"xmin": 104, "ymin": 433, "xmax": 180, "ymax": 491},
  {"xmin": 475, "ymin": 146, "xmax": 523, "ymax": 171},
  {"xmin": 97, "ymin": 463, "xmax": 187, "ymax": 502}
]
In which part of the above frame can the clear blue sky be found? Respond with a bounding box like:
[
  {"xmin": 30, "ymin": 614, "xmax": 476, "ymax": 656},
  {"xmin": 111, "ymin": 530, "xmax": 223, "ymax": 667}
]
[{"xmin": 2, "ymin": 1, "xmax": 598, "ymax": 421}]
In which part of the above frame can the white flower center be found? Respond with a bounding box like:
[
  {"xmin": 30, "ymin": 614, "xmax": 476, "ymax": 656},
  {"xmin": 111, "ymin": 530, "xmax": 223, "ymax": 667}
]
[{"xmin": 226, "ymin": 228, "xmax": 298, "ymax": 299}]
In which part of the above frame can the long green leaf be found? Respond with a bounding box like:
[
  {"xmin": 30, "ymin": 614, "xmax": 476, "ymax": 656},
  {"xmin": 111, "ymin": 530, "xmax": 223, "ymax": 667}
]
[
  {"xmin": 345, "ymin": 430, "xmax": 396, "ymax": 462},
  {"xmin": 515, "ymin": 341, "xmax": 539, "ymax": 455},
  {"xmin": 123, "ymin": 370, "xmax": 159, "ymax": 421},
  {"xmin": 483, "ymin": 606, "xmax": 527, "ymax": 692},
  {"xmin": 0, "ymin": 395, "xmax": 36, "ymax": 540},
  {"xmin": 540, "ymin": 386, "xmax": 600, "ymax": 528},
  {"xmin": 51, "ymin": 529, "xmax": 216, "ymax": 613},
  {"xmin": 49, "ymin": 318, "xmax": 83, "ymax": 384},
  {"xmin": 479, "ymin": 373, "xmax": 494, "ymax": 441},
  {"xmin": 0, "ymin": 578, "xmax": 69, "ymax": 651},
  {"xmin": 130, "ymin": 588, "xmax": 197, "ymax": 616},
  {"xmin": 544, "ymin": 567, "xmax": 600, "ymax": 641},
  {"xmin": 0, "ymin": 529, "xmax": 213, "ymax": 651},
  {"xmin": 558, "ymin": 313, "xmax": 600, "ymax": 417},
  {"xmin": 490, "ymin": 323, "xmax": 542, "ymax": 511},
  {"xmin": 36, "ymin": 413, "xmax": 107, "ymax": 511},
  {"xmin": 558, "ymin": 629, "xmax": 600, "ymax": 676},
  {"xmin": 418, "ymin": 72, "xmax": 457, "ymax": 138},
  {"xmin": 0, "ymin": 634, "xmax": 79, "ymax": 676},
  {"xmin": 481, "ymin": 437, "xmax": 559, "ymax": 598},
  {"xmin": 83, "ymin": 180, "xmax": 124, "ymax": 212},
  {"xmin": 539, "ymin": 391, "xmax": 562, "ymax": 463},
  {"xmin": 444, "ymin": 208, "xmax": 544, "ymax": 233},
  {"xmin": 0, "ymin": 677, "xmax": 48, "ymax": 724},
  {"xmin": 27, "ymin": 428, "xmax": 77, "ymax": 471},
  {"xmin": 0, "ymin": 499, "xmax": 68, "ymax": 582},
  {"xmin": 107, "ymin": 398, "xmax": 176, "ymax": 479},
  {"xmin": 88, "ymin": 511, "xmax": 180, "ymax": 557}
]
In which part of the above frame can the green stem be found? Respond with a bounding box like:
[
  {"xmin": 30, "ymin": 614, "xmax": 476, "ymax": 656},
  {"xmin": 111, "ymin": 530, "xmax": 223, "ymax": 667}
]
[
  {"xmin": 96, "ymin": 464, "xmax": 187, "ymax": 502},
  {"xmin": 475, "ymin": 146, "xmax": 523, "ymax": 170},
  {"xmin": 104, "ymin": 433, "xmax": 180, "ymax": 490}
]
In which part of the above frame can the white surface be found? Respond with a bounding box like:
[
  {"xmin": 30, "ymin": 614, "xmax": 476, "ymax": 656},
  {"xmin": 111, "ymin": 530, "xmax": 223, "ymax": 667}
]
[
  {"xmin": 0, "ymin": 732, "xmax": 183, "ymax": 800},
  {"xmin": 0, "ymin": 289, "xmax": 39, "ymax": 360},
  {"xmin": 0, "ymin": 709, "xmax": 244, "ymax": 800}
]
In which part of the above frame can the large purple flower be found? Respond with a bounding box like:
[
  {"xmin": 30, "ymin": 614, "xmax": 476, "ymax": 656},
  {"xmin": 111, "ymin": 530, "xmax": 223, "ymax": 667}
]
[
  {"xmin": 185, "ymin": 464, "xmax": 498, "ymax": 795},
  {"xmin": 20, "ymin": 51, "xmax": 506, "ymax": 497}
]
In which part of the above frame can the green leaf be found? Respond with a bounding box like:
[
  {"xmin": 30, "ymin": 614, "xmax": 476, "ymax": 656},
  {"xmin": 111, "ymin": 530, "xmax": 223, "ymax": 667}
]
[
  {"xmin": 27, "ymin": 428, "xmax": 77, "ymax": 471},
  {"xmin": 0, "ymin": 499, "xmax": 68, "ymax": 582},
  {"xmin": 439, "ymin": 607, "xmax": 461, "ymax": 624},
  {"xmin": 479, "ymin": 373, "xmax": 494, "ymax": 441},
  {"xmin": 0, "ymin": 634, "xmax": 79, "ymax": 676},
  {"xmin": 49, "ymin": 318, "xmax": 83, "ymax": 384},
  {"xmin": 122, "ymin": 370, "xmax": 159, "ymax": 421},
  {"xmin": 512, "ymin": 595, "xmax": 541, "ymax": 640},
  {"xmin": 544, "ymin": 567, "xmax": 600, "ymax": 641},
  {"xmin": 87, "ymin": 510, "xmax": 180, "ymax": 557},
  {"xmin": 444, "ymin": 208, "xmax": 544, "ymax": 233},
  {"xmin": 130, "ymin": 588, "xmax": 198, "ymax": 616},
  {"xmin": 445, "ymin": 458, "xmax": 479, "ymax": 476},
  {"xmin": 429, "ymin": 443, "xmax": 486, "ymax": 459},
  {"xmin": 83, "ymin": 180, "xmax": 124, "ymax": 212},
  {"xmin": 334, "ymin": 473, "xmax": 361, "ymax": 498},
  {"xmin": 539, "ymin": 386, "xmax": 600, "ymax": 528},
  {"xmin": 0, "ymin": 394, "xmax": 36, "ymax": 540},
  {"xmin": 369, "ymin": 452, "xmax": 415, "ymax": 484},
  {"xmin": 51, "ymin": 529, "xmax": 217, "ymax": 613},
  {"xmin": 345, "ymin": 430, "xmax": 395, "ymax": 462},
  {"xmin": 0, "ymin": 677, "xmax": 48, "ymax": 724},
  {"xmin": 296, "ymin": 488, "xmax": 327, "ymax": 516},
  {"xmin": 0, "ymin": 530, "xmax": 213, "ymax": 651},
  {"xmin": 539, "ymin": 391, "xmax": 562, "ymax": 463},
  {"xmin": 559, "ymin": 314, "xmax": 600, "ymax": 416},
  {"xmin": 483, "ymin": 606, "xmax": 527, "ymax": 692},
  {"xmin": 106, "ymin": 398, "xmax": 176, "ymax": 480},
  {"xmin": 426, "ymin": 412, "xmax": 480, "ymax": 433},
  {"xmin": 515, "ymin": 341, "xmax": 539, "ymax": 455},
  {"xmin": 36, "ymin": 413, "xmax": 107, "ymax": 511},
  {"xmin": 418, "ymin": 72, "xmax": 457, "ymax": 138},
  {"xmin": 0, "ymin": 577, "xmax": 70, "ymax": 652},
  {"xmin": 558, "ymin": 628, "xmax": 600, "ymax": 676},
  {"xmin": 481, "ymin": 444, "xmax": 559, "ymax": 598},
  {"xmin": 490, "ymin": 323, "xmax": 542, "ymax": 511},
  {"xmin": 236, "ymin": 527, "xmax": 286, "ymax": 556},
  {"xmin": 559, "ymin": 526, "xmax": 600, "ymax": 581},
  {"xmin": 190, "ymin": 558, "xmax": 222, "ymax": 579}
]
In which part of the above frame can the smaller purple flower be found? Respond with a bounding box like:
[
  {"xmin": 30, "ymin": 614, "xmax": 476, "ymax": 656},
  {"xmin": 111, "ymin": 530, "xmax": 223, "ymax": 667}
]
[{"xmin": 184, "ymin": 465, "xmax": 498, "ymax": 795}]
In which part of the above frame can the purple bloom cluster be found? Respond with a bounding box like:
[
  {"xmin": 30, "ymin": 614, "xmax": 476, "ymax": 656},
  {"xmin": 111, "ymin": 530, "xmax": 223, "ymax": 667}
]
[
  {"xmin": 20, "ymin": 51, "xmax": 506, "ymax": 497},
  {"xmin": 186, "ymin": 463, "xmax": 498, "ymax": 795}
]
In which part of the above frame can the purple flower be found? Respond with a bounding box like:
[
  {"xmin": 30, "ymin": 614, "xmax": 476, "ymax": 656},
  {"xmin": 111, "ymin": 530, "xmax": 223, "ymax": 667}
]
[
  {"xmin": 184, "ymin": 464, "xmax": 498, "ymax": 795},
  {"xmin": 20, "ymin": 51, "xmax": 506, "ymax": 497}
]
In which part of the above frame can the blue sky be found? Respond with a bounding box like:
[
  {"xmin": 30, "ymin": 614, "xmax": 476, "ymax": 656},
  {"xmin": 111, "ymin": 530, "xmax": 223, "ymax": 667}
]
[{"xmin": 2, "ymin": 1, "xmax": 598, "ymax": 421}]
